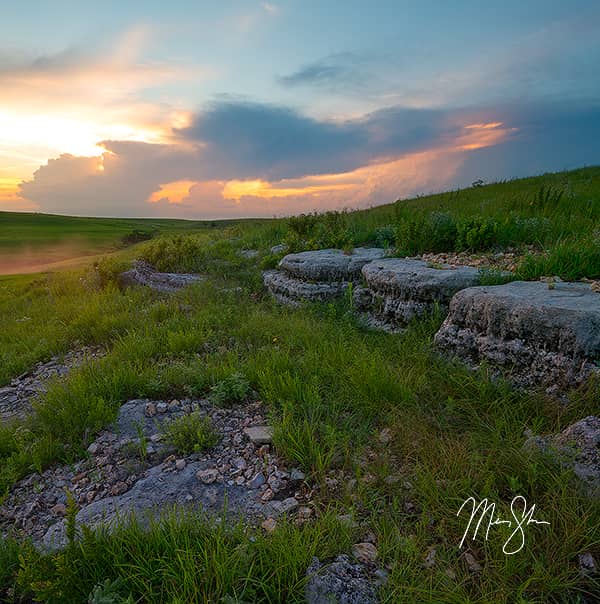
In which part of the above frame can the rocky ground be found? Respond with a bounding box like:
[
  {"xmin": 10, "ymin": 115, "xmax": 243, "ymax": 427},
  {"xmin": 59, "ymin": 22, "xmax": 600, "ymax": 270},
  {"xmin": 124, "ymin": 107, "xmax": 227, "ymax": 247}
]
[
  {"xmin": 0, "ymin": 397, "xmax": 317, "ymax": 548},
  {"xmin": 0, "ymin": 346, "xmax": 104, "ymax": 423},
  {"xmin": 419, "ymin": 248, "xmax": 532, "ymax": 273}
]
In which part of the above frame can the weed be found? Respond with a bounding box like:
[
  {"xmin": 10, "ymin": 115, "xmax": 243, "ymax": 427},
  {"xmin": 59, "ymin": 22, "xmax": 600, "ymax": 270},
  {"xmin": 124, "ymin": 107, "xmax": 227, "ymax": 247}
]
[
  {"xmin": 210, "ymin": 372, "xmax": 252, "ymax": 406},
  {"xmin": 161, "ymin": 412, "xmax": 219, "ymax": 455}
]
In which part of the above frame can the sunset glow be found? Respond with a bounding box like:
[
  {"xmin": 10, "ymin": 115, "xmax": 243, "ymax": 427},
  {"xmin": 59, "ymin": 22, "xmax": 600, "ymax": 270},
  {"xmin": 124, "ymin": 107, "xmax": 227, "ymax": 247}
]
[{"xmin": 1, "ymin": 2, "xmax": 598, "ymax": 217}]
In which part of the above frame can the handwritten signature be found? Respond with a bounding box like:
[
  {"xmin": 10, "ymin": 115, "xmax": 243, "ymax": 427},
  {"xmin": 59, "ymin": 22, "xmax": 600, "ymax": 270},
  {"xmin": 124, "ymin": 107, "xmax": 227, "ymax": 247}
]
[{"xmin": 457, "ymin": 496, "xmax": 550, "ymax": 555}]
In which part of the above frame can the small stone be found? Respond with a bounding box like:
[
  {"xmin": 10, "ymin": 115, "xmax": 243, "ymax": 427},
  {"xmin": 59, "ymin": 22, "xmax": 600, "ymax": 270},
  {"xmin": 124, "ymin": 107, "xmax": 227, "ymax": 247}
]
[
  {"xmin": 175, "ymin": 459, "xmax": 186, "ymax": 471},
  {"xmin": 235, "ymin": 476, "xmax": 245, "ymax": 486},
  {"xmin": 111, "ymin": 481, "xmax": 128, "ymax": 496},
  {"xmin": 463, "ymin": 552, "xmax": 482, "ymax": 573},
  {"xmin": 579, "ymin": 552, "xmax": 597, "ymax": 576},
  {"xmin": 297, "ymin": 506, "xmax": 313, "ymax": 522},
  {"xmin": 71, "ymin": 472, "xmax": 87, "ymax": 483},
  {"xmin": 196, "ymin": 469, "xmax": 219, "ymax": 484},
  {"xmin": 272, "ymin": 497, "xmax": 299, "ymax": 515},
  {"xmin": 423, "ymin": 547, "xmax": 436, "ymax": 568},
  {"xmin": 86, "ymin": 491, "xmax": 96, "ymax": 504},
  {"xmin": 261, "ymin": 517, "xmax": 277, "ymax": 533},
  {"xmin": 51, "ymin": 503, "xmax": 66, "ymax": 516},
  {"xmin": 249, "ymin": 472, "xmax": 266, "ymax": 489},
  {"xmin": 290, "ymin": 468, "xmax": 306, "ymax": 482},
  {"xmin": 87, "ymin": 442, "xmax": 99, "ymax": 455},
  {"xmin": 232, "ymin": 457, "xmax": 247, "ymax": 471},
  {"xmin": 156, "ymin": 402, "xmax": 168, "ymax": 414},
  {"xmin": 378, "ymin": 428, "xmax": 392, "ymax": 444},
  {"xmin": 352, "ymin": 542, "xmax": 378, "ymax": 564},
  {"xmin": 169, "ymin": 399, "xmax": 180, "ymax": 409},
  {"xmin": 260, "ymin": 488, "xmax": 274, "ymax": 502},
  {"xmin": 150, "ymin": 433, "xmax": 162, "ymax": 443},
  {"xmin": 244, "ymin": 425, "xmax": 273, "ymax": 445},
  {"xmin": 145, "ymin": 402, "xmax": 157, "ymax": 417}
]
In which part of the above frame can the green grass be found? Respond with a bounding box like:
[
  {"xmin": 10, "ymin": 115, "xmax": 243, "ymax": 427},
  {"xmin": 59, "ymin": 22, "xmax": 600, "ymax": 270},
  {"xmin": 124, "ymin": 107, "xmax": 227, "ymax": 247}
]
[
  {"xmin": 161, "ymin": 412, "xmax": 220, "ymax": 455},
  {"xmin": 1, "ymin": 166, "xmax": 599, "ymax": 603}
]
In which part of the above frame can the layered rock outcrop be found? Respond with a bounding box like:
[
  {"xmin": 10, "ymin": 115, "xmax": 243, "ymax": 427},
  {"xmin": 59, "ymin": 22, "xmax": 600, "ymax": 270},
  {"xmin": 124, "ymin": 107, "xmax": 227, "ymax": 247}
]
[
  {"xmin": 264, "ymin": 248, "xmax": 385, "ymax": 306},
  {"xmin": 434, "ymin": 281, "xmax": 600, "ymax": 390},
  {"xmin": 119, "ymin": 261, "xmax": 203, "ymax": 293},
  {"xmin": 354, "ymin": 258, "xmax": 481, "ymax": 331}
]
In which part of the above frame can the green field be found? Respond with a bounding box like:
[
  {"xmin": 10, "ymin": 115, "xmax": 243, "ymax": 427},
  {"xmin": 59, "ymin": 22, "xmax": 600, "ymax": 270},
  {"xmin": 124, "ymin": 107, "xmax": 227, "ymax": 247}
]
[
  {"xmin": 0, "ymin": 212, "xmax": 268, "ymax": 274},
  {"xmin": 1, "ymin": 167, "xmax": 599, "ymax": 603}
]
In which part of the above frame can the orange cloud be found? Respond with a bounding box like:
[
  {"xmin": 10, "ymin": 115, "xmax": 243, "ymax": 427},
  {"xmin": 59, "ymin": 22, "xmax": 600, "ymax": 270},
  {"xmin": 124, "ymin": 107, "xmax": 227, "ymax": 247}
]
[{"xmin": 148, "ymin": 180, "xmax": 199, "ymax": 204}]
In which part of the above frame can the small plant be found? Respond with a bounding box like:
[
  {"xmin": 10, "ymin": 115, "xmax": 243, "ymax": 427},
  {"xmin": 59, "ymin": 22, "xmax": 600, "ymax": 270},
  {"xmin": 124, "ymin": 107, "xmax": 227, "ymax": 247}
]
[
  {"xmin": 210, "ymin": 372, "xmax": 252, "ymax": 406},
  {"xmin": 161, "ymin": 412, "xmax": 219, "ymax": 455},
  {"xmin": 88, "ymin": 578, "xmax": 134, "ymax": 604},
  {"xmin": 456, "ymin": 217, "xmax": 499, "ymax": 251},
  {"xmin": 135, "ymin": 423, "xmax": 148, "ymax": 462},
  {"xmin": 65, "ymin": 489, "xmax": 79, "ymax": 546}
]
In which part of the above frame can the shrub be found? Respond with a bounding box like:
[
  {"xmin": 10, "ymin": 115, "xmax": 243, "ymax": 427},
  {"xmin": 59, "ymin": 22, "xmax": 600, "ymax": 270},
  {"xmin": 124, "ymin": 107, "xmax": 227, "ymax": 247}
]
[
  {"xmin": 120, "ymin": 230, "xmax": 155, "ymax": 246},
  {"xmin": 456, "ymin": 217, "xmax": 499, "ymax": 251},
  {"xmin": 210, "ymin": 372, "xmax": 252, "ymax": 406},
  {"xmin": 161, "ymin": 412, "xmax": 219, "ymax": 455}
]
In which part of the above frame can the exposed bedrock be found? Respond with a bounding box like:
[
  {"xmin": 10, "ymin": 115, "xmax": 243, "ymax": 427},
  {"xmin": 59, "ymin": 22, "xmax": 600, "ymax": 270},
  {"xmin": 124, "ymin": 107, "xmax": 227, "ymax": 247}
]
[
  {"xmin": 118, "ymin": 260, "xmax": 203, "ymax": 293},
  {"xmin": 264, "ymin": 248, "xmax": 385, "ymax": 306},
  {"xmin": 434, "ymin": 281, "xmax": 600, "ymax": 390},
  {"xmin": 354, "ymin": 258, "xmax": 481, "ymax": 331},
  {"xmin": 525, "ymin": 416, "xmax": 600, "ymax": 496},
  {"xmin": 280, "ymin": 248, "xmax": 385, "ymax": 282}
]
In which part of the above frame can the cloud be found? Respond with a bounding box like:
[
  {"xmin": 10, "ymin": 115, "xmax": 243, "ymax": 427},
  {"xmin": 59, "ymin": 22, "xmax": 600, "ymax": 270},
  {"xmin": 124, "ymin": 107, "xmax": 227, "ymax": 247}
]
[
  {"xmin": 278, "ymin": 52, "xmax": 372, "ymax": 90},
  {"xmin": 14, "ymin": 98, "xmax": 600, "ymax": 218}
]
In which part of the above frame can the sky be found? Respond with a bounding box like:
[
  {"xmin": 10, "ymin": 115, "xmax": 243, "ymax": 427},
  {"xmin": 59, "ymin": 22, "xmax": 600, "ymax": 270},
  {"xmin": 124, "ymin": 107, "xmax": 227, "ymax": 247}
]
[{"xmin": 1, "ymin": 1, "xmax": 600, "ymax": 219}]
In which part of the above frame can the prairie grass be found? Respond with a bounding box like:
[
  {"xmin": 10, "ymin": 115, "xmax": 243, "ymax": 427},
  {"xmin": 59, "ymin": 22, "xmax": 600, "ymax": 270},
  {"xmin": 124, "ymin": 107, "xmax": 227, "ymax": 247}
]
[{"xmin": 1, "ymin": 167, "xmax": 599, "ymax": 602}]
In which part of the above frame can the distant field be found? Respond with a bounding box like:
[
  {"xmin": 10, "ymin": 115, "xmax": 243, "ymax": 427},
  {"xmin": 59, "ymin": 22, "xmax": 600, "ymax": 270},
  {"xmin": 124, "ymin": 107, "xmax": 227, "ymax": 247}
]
[{"xmin": 0, "ymin": 212, "xmax": 258, "ymax": 274}]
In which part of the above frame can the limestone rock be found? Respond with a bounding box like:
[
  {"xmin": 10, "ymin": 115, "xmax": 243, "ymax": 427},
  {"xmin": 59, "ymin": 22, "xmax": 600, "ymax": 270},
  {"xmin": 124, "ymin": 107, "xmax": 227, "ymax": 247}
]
[
  {"xmin": 525, "ymin": 416, "xmax": 600, "ymax": 495},
  {"xmin": 434, "ymin": 281, "xmax": 600, "ymax": 390},
  {"xmin": 355, "ymin": 258, "xmax": 482, "ymax": 330},
  {"xmin": 118, "ymin": 261, "xmax": 203, "ymax": 293},
  {"xmin": 280, "ymin": 248, "xmax": 385, "ymax": 282},
  {"xmin": 243, "ymin": 425, "xmax": 273, "ymax": 445},
  {"xmin": 263, "ymin": 270, "xmax": 348, "ymax": 306},
  {"xmin": 305, "ymin": 555, "xmax": 379, "ymax": 604},
  {"xmin": 264, "ymin": 248, "xmax": 385, "ymax": 306}
]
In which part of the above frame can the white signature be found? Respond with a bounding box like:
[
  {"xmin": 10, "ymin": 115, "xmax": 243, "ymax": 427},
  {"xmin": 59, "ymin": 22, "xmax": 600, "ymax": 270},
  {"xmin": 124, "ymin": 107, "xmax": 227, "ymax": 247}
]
[{"xmin": 457, "ymin": 495, "xmax": 550, "ymax": 555}]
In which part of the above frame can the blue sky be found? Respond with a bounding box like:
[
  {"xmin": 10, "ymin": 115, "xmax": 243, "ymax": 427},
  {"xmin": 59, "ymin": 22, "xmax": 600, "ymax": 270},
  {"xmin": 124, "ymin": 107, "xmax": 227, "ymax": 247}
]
[{"xmin": 1, "ymin": 1, "xmax": 599, "ymax": 217}]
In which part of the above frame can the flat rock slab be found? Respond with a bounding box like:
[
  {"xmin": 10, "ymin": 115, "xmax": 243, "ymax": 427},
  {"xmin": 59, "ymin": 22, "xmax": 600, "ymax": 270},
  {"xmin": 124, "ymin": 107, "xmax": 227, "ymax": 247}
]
[
  {"xmin": 263, "ymin": 270, "xmax": 348, "ymax": 306},
  {"xmin": 1, "ymin": 398, "xmax": 305, "ymax": 549},
  {"xmin": 355, "ymin": 258, "xmax": 481, "ymax": 330},
  {"xmin": 119, "ymin": 261, "xmax": 203, "ymax": 293},
  {"xmin": 0, "ymin": 346, "xmax": 104, "ymax": 424},
  {"xmin": 525, "ymin": 416, "xmax": 600, "ymax": 496},
  {"xmin": 243, "ymin": 425, "xmax": 273, "ymax": 445},
  {"xmin": 279, "ymin": 248, "xmax": 385, "ymax": 282},
  {"xmin": 434, "ymin": 281, "xmax": 600, "ymax": 390},
  {"xmin": 42, "ymin": 460, "xmax": 263, "ymax": 550}
]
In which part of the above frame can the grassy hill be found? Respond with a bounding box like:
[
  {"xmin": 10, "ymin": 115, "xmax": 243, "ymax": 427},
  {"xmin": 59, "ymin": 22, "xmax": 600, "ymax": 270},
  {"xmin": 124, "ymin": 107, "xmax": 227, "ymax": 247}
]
[
  {"xmin": 0, "ymin": 212, "xmax": 270, "ymax": 275},
  {"xmin": 0, "ymin": 166, "xmax": 599, "ymax": 602}
]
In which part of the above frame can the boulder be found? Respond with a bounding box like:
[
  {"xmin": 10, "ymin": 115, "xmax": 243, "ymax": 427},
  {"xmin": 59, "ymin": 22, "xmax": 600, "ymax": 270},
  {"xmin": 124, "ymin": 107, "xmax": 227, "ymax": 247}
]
[
  {"xmin": 280, "ymin": 248, "xmax": 385, "ymax": 282},
  {"xmin": 434, "ymin": 281, "xmax": 600, "ymax": 390},
  {"xmin": 264, "ymin": 248, "xmax": 385, "ymax": 306},
  {"xmin": 525, "ymin": 416, "xmax": 600, "ymax": 496},
  {"xmin": 355, "ymin": 258, "xmax": 481, "ymax": 330},
  {"xmin": 263, "ymin": 270, "xmax": 348, "ymax": 306},
  {"xmin": 118, "ymin": 261, "xmax": 203, "ymax": 293}
]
